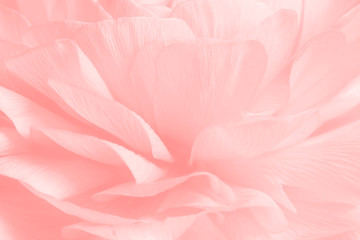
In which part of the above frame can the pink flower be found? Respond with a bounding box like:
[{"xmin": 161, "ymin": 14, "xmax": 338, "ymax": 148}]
[{"xmin": 1, "ymin": 0, "xmax": 360, "ymax": 239}]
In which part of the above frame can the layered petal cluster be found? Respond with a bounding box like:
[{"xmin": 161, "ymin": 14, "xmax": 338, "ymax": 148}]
[{"xmin": 1, "ymin": 0, "xmax": 360, "ymax": 239}]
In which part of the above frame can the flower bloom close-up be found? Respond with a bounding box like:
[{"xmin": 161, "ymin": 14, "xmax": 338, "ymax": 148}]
[{"xmin": 1, "ymin": 0, "xmax": 360, "ymax": 239}]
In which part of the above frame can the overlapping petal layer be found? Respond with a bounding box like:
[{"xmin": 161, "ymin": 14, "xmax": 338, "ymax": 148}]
[{"xmin": 1, "ymin": 0, "xmax": 360, "ymax": 239}]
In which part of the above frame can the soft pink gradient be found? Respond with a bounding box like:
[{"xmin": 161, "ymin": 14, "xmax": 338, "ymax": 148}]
[{"xmin": 1, "ymin": 0, "xmax": 360, "ymax": 239}]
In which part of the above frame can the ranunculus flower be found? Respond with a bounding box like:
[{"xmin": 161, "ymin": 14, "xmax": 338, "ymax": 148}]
[{"xmin": 1, "ymin": 0, "xmax": 360, "ymax": 239}]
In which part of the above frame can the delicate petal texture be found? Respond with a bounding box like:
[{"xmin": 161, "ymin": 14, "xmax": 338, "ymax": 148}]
[
  {"xmin": 154, "ymin": 40, "xmax": 267, "ymax": 147},
  {"xmin": 190, "ymin": 111, "xmax": 319, "ymax": 211},
  {"xmin": 297, "ymin": 0, "xmax": 359, "ymax": 47},
  {"xmin": 178, "ymin": 214, "xmax": 226, "ymax": 240},
  {"xmin": 0, "ymin": 5, "xmax": 29, "ymax": 42},
  {"xmin": 267, "ymin": 120, "xmax": 360, "ymax": 205},
  {"xmin": 170, "ymin": 0, "xmax": 271, "ymax": 39},
  {"xmin": 63, "ymin": 215, "xmax": 198, "ymax": 240},
  {"xmin": 191, "ymin": 111, "xmax": 320, "ymax": 167},
  {"xmin": 130, "ymin": 41, "xmax": 165, "ymax": 126},
  {"xmin": 283, "ymin": 31, "xmax": 360, "ymax": 114},
  {"xmin": 0, "ymin": 86, "xmax": 77, "ymax": 137},
  {"xmin": 260, "ymin": 0, "xmax": 359, "ymax": 47},
  {"xmin": 316, "ymin": 75, "xmax": 360, "ymax": 133},
  {"xmin": 5, "ymin": 39, "xmax": 113, "ymax": 100},
  {"xmin": 336, "ymin": 4, "xmax": 360, "ymax": 41},
  {"xmin": 99, "ymin": 0, "xmax": 155, "ymax": 18},
  {"xmin": 73, "ymin": 18, "xmax": 195, "ymax": 110},
  {"xmin": 284, "ymin": 189, "xmax": 360, "ymax": 239},
  {"xmin": 48, "ymin": 80, "xmax": 172, "ymax": 162},
  {"xmin": 0, "ymin": 154, "xmax": 119, "ymax": 200},
  {"xmin": 0, "ymin": 40, "xmax": 29, "ymax": 91},
  {"xmin": 0, "ymin": 127, "xmax": 29, "ymax": 156},
  {"xmin": 246, "ymin": 9, "xmax": 298, "ymax": 89},
  {"xmin": 33, "ymin": 127, "xmax": 166, "ymax": 183},
  {"xmin": 0, "ymin": 176, "xmax": 78, "ymax": 240},
  {"xmin": 1, "ymin": 0, "xmax": 360, "ymax": 239},
  {"xmin": 93, "ymin": 172, "xmax": 218, "ymax": 199},
  {"xmin": 12, "ymin": 0, "xmax": 111, "ymax": 25},
  {"xmin": 22, "ymin": 21, "xmax": 86, "ymax": 47}
]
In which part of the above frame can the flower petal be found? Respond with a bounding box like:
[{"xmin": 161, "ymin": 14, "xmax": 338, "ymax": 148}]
[
  {"xmin": 22, "ymin": 21, "xmax": 86, "ymax": 47},
  {"xmin": 190, "ymin": 112, "xmax": 319, "ymax": 211},
  {"xmin": 0, "ymin": 154, "xmax": 119, "ymax": 200},
  {"xmin": 160, "ymin": 183, "xmax": 285, "ymax": 213},
  {"xmin": 250, "ymin": 69, "xmax": 290, "ymax": 113},
  {"xmin": 284, "ymin": 31, "xmax": 360, "ymax": 114},
  {"xmin": 5, "ymin": 39, "xmax": 112, "ymax": 100},
  {"xmin": 154, "ymin": 40, "xmax": 267, "ymax": 147},
  {"xmin": 25, "ymin": 185, "xmax": 141, "ymax": 225},
  {"xmin": 99, "ymin": 0, "xmax": 155, "ymax": 18},
  {"xmin": 246, "ymin": 9, "xmax": 298, "ymax": 89},
  {"xmin": 285, "ymin": 188, "xmax": 360, "ymax": 239},
  {"xmin": 0, "ymin": 5, "xmax": 29, "ymax": 42},
  {"xmin": 0, "ymin": 40, "xmax": 29, "ymax": 91},
  {"xmin": 191, "ymin": 110, "xmax": 319, "ymax": 167},
  {"xmin": 14, "ymin": 0, "xmax": 111, "ymax": 25},
  {"xmin": 130, "ymin": 41, "xmax": 165, "ymax": 127},
  {"xmin": 48, "ymin": 80, "xmax": 172, "ymax": 162},
  {"xmin": 33, "ymin": 127, "xmax": 166, "ymax": 183},
  {"xmin": 0, "ymin": 176, "xmax": 78, "ymax": 240},
  {"xmin": 314, "ymin": 75, "xmax": 360, "ymax": 134},
  {"xmin": 63, "ymin": 215, "xmax": 198, "ymax": 240},
  {"xmin": 178, "ymin": 214, "xmax": 226, "ymax": 240},
  {"xmin": 73, "ymin": 18, "xmax": 195, "ymax": 111},
  {"xmin": 220, "ymin": 210, "xmax": 275, "ymax": 239},
  {"xmin": 0, "ymin": 127, "xmax": 29, "ymax": 156},
  {"xmin": 0, "ymin": 86, "xmax": 77, "ymax": 137},
  {"xmin": 336, "ymin": 4, "xmax": 360, "ymax": 42},
  {"xmin": 298, "ymin": 0, "xmax": 359, "ymax": 47},
  {"xmin": 268, "ymin": 119, "xmax": 360, "ymax": 205},
  {"xmin": 144, "ymin": 4, "xmax": 171, "ymax": 17},
  {"xmin": 93, "ymin": 172, "xmax": 216, "ymax": 200},
  {"xmin": 170, "ymin": 0, "xmax": 271, "ymax": 39}
]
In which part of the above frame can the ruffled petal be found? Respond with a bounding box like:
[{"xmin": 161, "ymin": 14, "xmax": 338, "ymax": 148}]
[
  {"xmin": 191, "ymin": 111, "xmax": 319, "ymax": 168},
  {"xmin": 93, "ymin": 172, "xmax": 215, "ymax": 200},
  {"xmin": 73, "ymin": 18, "xmax": 195, "ymax": 111},
  {"xmin": 63, "ymin": 215, "xmax": 198, "ymax": 240},
  {"xmin": 22, "ymin": 21, "xmax": 86, "ymax": 47},
  {"xmin": 285, "ymin": 188, "xmax": 360, "ymax": 239},
  {"xmin": 190, "ymin": 112, "xmax": 319, "ymax": 211},
  {"xmin": 99, "ymin": 0, "xmax": 155, "ymax": 18},
  {"xmin": 246, "ymin": 9, "xmax": 298, "ymax": 89},
  {"xmin": 297, "ymin": 0, "xmax": 359, "ymax": 47},
  {"xmin": 0, "ymin": 40, "xmax": 29, "ymax": 91},
  {"xmin": 33, "ymin": 127, "xmax": 166, "ymax": 183},
  {"xmin": 219, "ymin": 210, "xmax": 274, "ymax": 240},
  {"xmin": 13, "ymin": 0, "xmax": 111, "ymax": 25},
  {"xmin": 314, "ymin": 75, "xmax": 360, "ymax": 134},
  {"xmin": 48, "ymin": 80, "xmax": 172, "ymax": 162},
  {"xmin": 0, "ymin": 5, "xmax": 29, "ymax": 42},
  {"xmin": 267, "ymin": 119, "xmax": 360, "ymax": 205},
  {"xmin": 0, "ymin": 127, "xmax": 29, "ymax": 156},
  {"xmin": 0, "ymin": 86, "xmax": 77, "ymax": 137},
  {"xmin": 154, "ymin": 40, "xmax": 267, "ymax": 147},
  {"xmin": 25, "ymin": 185, "xmax": 142, "ymax": 225},
  {"xmin": 0, "ymin": 176, "xmax": 78, "ymax": 240},
  {"xmin": 0, "ymin": 154, "xmax": 120, "ymax": 200},
  {"xmin": 5, "ymin": 39, "xmax": 112, "ymax": 100},
  {"xmin": 130, "ymin": 41, "xmax": 164, "ymax": 126},
  {"xmin": 284, "ymin": 31, "xmax": 360, "ymax": 114},
  {"xmin": 170, "ymin": 0, "xmax": 271, "ymax": 39},
  {"xmin": 178, "ymin": 214, "xmax": 226, "ymax": 240},
  {"xmin": 336, "ymin": 4, "xmax": 360, "ymax": 41}
]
